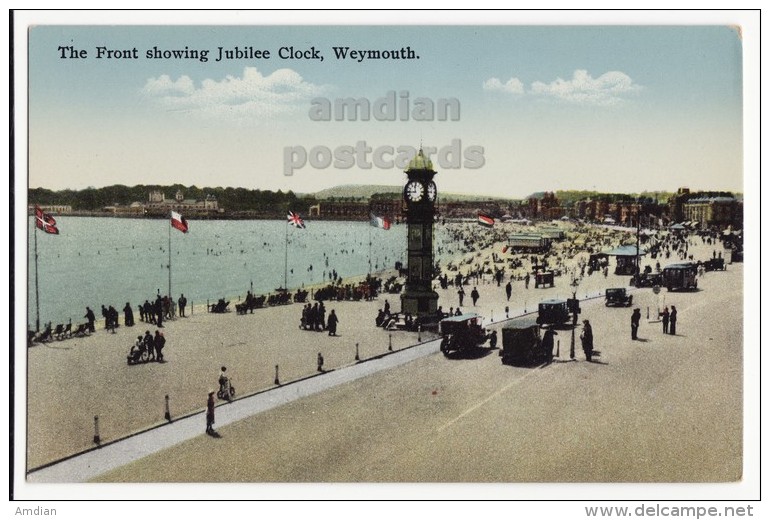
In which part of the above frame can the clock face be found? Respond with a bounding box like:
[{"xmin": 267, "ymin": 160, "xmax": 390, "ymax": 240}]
[
  {"xmin": 405, "ymin": 181, "xmax": 424, "ymax": 202},
  {"xmin": 426, "ymin": 181, "xmax": 437, "ymax": 202}
]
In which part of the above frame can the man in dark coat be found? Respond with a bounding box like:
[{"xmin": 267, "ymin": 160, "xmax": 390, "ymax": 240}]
[
  {"xmin": 505, "ymin": 281, "xmax": 512, "ymax": 301},
  {"xmin": 155, "ymin": 295, "xmax": 163, "ymax": 328},
  {"xmin": 471, "ymin": 287, "xmax": 480, "ymax": 306},
  {"xmin": 542, "ymin": 326, "xmax": 557, "ymax": 363},
  {"xmin": 662, "ymin": 307, "xmax": 670, "ymax": 334},
  {"xmin": 327, "ymin": 309, "xmax": 339, "ymax": 336},
  {"xmin": 84, "ymin": 307, "xmax": 96, "ymax": 333},
  {"xmin": 669, "ymin": 306, "xmax": 677, "ymax": 335},
  {"xmin": 143, "ymin": 330, "xmax": 155, "ymax": 361},
  {"xmin": 581, "ymin": 319, "xmax": 593, "ymax": 362},
  {"xmin": 123, "ymin": 302, "xmax": 134, "ymax": 327},
  {"xmin": 154, "ymin": 330, "xmax": 166, "ymax": 362},
  {"xmin": 631, "ymin": 308, "xmax": 641, "ymax": 340}
]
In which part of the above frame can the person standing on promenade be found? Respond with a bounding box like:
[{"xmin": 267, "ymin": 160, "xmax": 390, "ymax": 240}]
[
  {"xmin": 84, "ymin": 307, "xmax": 96, "ymax": 333},
  {"xmin": 123, "ymin": 302, "xmax": 134, "ymax": 327},
  {"xmin": 154, "ymin": 295, "xmax": 163, "ymax": 328},
  {"xmin": 581, "ymin": 319, "xmax": 593, "ymax": 362},
  {"xmin": 178, "ymin": 294, "xmax": 187, "ymax": 317},
  {"xmin": 670, "ymin": 306, "xmax": 677, "ymax": 335},
  {"xmin": 143, "ymin": 330, "xmax": 155, "ymax": 361},
  {"xmin": 471, "ymin": 287, "xmax": 480, "ymax": 307},
  {"xmin": 101, "ymin": 305, "xmax": 109, "ymax": 331},
  {"xmin": 154, "ymin": 330, "xmax": 165, "ymax": 362},
  {"xmin": 327, "ymin": 310, "xmax": 339, "ymax": 336},
  {"xmin": 525, "ymin": 273, "xmax": 530, "ymax": 289},
  {"xmin": 662, "ymin": 307, "xmax": 670, "ymax": 334},
  {"xmin": 458, "ymin": 287, "xmax": 465, "ymax": 307},
  {"xmin": 505, "ymin": 281, "xmax": 512, "ymax": 301},
  {"xmin": 206, "ymin": 391, "xmax": 216, "ymax": 435},
  {"xmin": 542, "ymin": 326, "xmax": 557, "ymax": 363},
  {"xmin": 631, "ymin": 308, "xmax": 641, "ymax": 340}
]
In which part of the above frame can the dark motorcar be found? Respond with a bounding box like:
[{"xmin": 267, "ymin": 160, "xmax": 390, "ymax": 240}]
[
  {"xmin": 501, "ymin": 322, "xmax": 548, "ymax": 366},
  {"xmin": 703, "ymin": 258, "xmax": 726, "ymax": 271},
  {"xmin": 534, "ymin": 271, "xmax": 555, "ymax": 288},
  {"xmin": 605, "ymin": 287, "xmax": 633, "ymax": 307},
  {"xmin": 633, "ymin": 272, "xmax": 663, "ymax": 288},
  {"xmin": 439, "ymin": 313, "xmax": 490, "ymax": 356},
  {"xmin": 536, "ymin": 299, "xmax": 570, "ymax": 326}
]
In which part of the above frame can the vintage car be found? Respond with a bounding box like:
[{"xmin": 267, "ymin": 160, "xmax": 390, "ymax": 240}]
[
  {"xmin": 633, "ymin": 272, "xmax": 663, "ymax": 288},
  {"xmin": 536, "ymin": 299, "xmax": 571, "ymax": 326},
  {"xmin": 702, "ymin": 258, "xmax": 726, "ymax": 271},
  {"xmin": 501, "ymin": 321, "xmax": 548, "ymax": 366},
  {"xmin": 605, "ymin": 287, "xmax": 633, "ymax": 307},
  {"xmin": 662, "ymin": 262, "xmax": 699, "ymax": 291},
  {"xmin": 534, "ymin": 270, "xmax": 555, "ymax": 288},
  {"xmin": 439, "ymin": 313, "xmax": 490, "ymax": 356}
]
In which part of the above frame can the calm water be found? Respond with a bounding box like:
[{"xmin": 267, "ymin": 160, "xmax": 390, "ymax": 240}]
[{"xmin": 27, "ymin": 217, "xmax": 410, "ymax": 328}]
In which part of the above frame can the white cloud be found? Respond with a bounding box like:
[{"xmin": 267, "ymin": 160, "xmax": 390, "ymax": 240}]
[
  {"xmin": 530, "ymin": 69, "xmax": 641, "ymax": 106},
  {"xmin": 141, "ymin": 67, "xmax": 325, "ymax": 117},
  {"xmin": 482, "ymin": 77, "xmax": 524, "ymax": 94},
  {"xmin": 484, "ymin": 69, "xmax": 641, "ymax": 106}
]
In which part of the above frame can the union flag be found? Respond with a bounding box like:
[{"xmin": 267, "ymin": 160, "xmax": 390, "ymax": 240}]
[
  {"xmin": 287, "ymin": 211, "xmax": 306, "ymax": 229},
  {"xmin": 34, "ymin": 206, "xmax": 59, "ymax": 234}
]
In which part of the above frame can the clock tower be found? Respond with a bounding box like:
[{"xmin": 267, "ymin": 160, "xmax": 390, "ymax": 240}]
[{"xmin": 401, "ymin": 148, "xmax": 439, "ymax": 317}]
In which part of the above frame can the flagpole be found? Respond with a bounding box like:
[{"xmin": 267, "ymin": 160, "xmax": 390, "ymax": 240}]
[
  {"xmin": 168, "ymin": 211, "xmax": 172, "ymax": 301},
  {"xmin": 284, "ymin": 218, "xmax": 289, "ymax": 291},
  {"xmin": 368, "ymin": 222, "xmax": 372, "ymax": 275},
  {"xmin": 34, "ymin": 220, "xmax": 40, "ymax": 332}
]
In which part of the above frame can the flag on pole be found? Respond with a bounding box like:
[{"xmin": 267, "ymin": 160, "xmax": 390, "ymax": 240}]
[
  {"xmin": 34, "ymin": 206, "xmax": 59, "ymax": 234},
  {"xmin": 170, "ymin": 211, "xmax": 189, "ymax": 233},
  {"xmin": 369, "ymin": 212, "xmax": 391, "ymax": 230},
  {"xmin": 287, "ymin": 211, "xmax": 306, "ymax": 229},
  {"xmin": 478, "ymin": 213, "xmax": 495, "ymax": 228}
]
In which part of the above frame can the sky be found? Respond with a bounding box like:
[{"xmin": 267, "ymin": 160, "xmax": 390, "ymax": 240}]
[{"xmin": 25, "ymin": 15, "xmax": 746, "ymax": 199}]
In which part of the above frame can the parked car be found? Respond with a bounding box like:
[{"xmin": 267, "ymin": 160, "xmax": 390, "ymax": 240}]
[
  {"xmin": 536, "ymin": 299, "xmax": 570, "ymax": 326},
  {"xmin": 662, "ymin": 262, "xmax": 699, "ymax": 291},
  {"xmin": 501, "ymin": 321, "xmax": 548, "ymax": 366},
  {"xmin": 605, "ymin": 287, "xmax": 633, "ymax": 307}
]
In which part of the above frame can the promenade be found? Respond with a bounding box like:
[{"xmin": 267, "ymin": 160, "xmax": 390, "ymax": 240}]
[{"xmin": 24, "ymin": 234, "xmax": 744, "ymax": 492}]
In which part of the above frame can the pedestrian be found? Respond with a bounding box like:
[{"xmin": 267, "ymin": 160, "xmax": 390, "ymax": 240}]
[
  {"xmin": 84, "ymin": 307, "xmax": 96, "ymax": 333},
  {"xmin": 178, "ymin": 294, "xmax": 187, "ymax": 317},
  {"xmin": 327, "ymin": 309, "xmax": 339, "ymax": 336},
  {"xmin": 101, "ymin": 305, "xmax": 109, "ymax": 330},
  {"xmin": 457, "ymin": 287, "xmax": 465, "ymax": 306},
  {"xmin": 581, "ymin": 319, "xmax": 593, "ymax": 362},
  {"xmin": 670, "ymin": 305, "xmax": 677, "ymax": 335},
  {"xmin": 155, "ymin": 295, "xmax": 164, "ymax": 328},
  {"xmin": 542, "ymin": 326, "xmax": 557, "ymax": 363},
  {"xmin": 123, "ymin": 302, "xmax": 134, "ymax": 327},
  {"xmin": 631, "ymin": 308, "xmax": 641, "ymax": 340},
  {"xmin": 505, "ymin": 281, "xmax": 512, "ymax": 301},
  {"xmin": 525, "ymin": 273, "xmax": 530, "ymax": 289},
  {"xmin": 154, "ymin": 330, "xmax": 165, "ymax": 362},
  {"xmin": 317, "ymin": 352, "xmax": 324, "ymax": 372},
  {"xmin": 662, "ymin": 306, "xmax": 670, "ymax": 334},
  {"xmin": 471, "ymin": 286, "xmax": 480, "ymax": 306},
  {"xmin": 206, "ymin": 391, "xmax": 216, "ymax": 435},
  {"xmin": 143, "ymin": 330, "xmax": 155, "ymax": 361}
]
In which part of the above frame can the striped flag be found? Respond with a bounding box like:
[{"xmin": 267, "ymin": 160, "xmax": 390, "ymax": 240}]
[
  {"xmin": 369, "ymin": 212, "xmax": 391, "ymax": 230},
  {"xmin": 170, "ymin": 211, "xmax": 189, "ymax": 233},
  {"xmin": 34, "ymin": 206, "xmax": 59, "ymax": 234},
  {"xmin": 287, "ymin": 211, "xmax": 306, "ymax": 229},
  {"xmin": 478, "ymin": 213, "xmax": 495, "ymax": 228}
]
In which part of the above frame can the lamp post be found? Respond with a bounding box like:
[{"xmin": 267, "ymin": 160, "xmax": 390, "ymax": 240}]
[{"xmin": 569, "ymin": 277, "xmax": 580, "ymax": 360}]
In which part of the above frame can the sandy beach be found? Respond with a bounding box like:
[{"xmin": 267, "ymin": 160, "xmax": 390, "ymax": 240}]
[{"xmin": 25, "ymin": 222, "xmax": 742, "ymax": 485}]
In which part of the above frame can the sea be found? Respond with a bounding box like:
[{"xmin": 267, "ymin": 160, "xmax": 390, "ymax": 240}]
[{"xmin": 27, "ymin": 216, "xmax": 415, "ymax": 329}]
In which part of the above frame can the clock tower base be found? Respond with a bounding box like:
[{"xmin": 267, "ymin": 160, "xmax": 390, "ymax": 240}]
[{"xmin": 400, "ymin": 289, "xmax": 439, "ymax": 317}]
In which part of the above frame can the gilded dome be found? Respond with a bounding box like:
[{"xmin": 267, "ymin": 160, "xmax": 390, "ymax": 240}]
[{"xmin": 406, "ymin": 148, "xmax": 434, "ymax": 172}]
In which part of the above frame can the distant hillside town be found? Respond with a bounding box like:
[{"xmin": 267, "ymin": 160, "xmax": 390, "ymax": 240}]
[{"xmin": 29, "ymin": 185, "xmax": 742, "ymax": 230}]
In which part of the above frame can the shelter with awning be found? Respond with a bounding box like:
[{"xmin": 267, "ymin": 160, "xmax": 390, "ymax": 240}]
[{"xmin": 603, "ymin": 245, "xmax": 647, "ymax": 275}]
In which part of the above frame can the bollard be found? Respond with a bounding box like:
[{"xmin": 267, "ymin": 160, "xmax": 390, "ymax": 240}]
[
  {"xmin": 191, "ymin": 301, "xmax": 193, "ymax": 316},
  {"xmin": 556, "ymin": 339, "xmax": 560, "ymax": 357},
  {"xmin": 274, "ymin": 364, "xmax": 280, "ymax": 385},
  {"xmin": 505, "ymin": 306, "xmax": 509, "ymax": 319},
  {"xmin": 164, "ymin": 394, "xmax": 171, "ymax": 422},
  {"xmin": 388, "ymin": 333, "xmax": 393, "ymax": 351},
  {"xmin": 355, "ymin": 342, "xmax": 360, "ymax": 361},
  {"xmin": 490, "ymin": 310, "xmax": 494, "ymax": 322},
  {"xmin": 418, "ymin": 326, "xmax": 422, "ymax": 342},
  {"xmin": 93, "ymin": 415, "xmax": 101, "ymax": 445},
  {"xmin": 647, "ymin": 306, "xmax": 650, "ymax": 319},
  {"xmin": 207, "ymin": 299, "xmax": 210, "ymax": 313}
]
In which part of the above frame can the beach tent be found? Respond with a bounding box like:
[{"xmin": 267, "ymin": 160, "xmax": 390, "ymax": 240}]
[
  {"xmin": 669, "ymin": 223, "xmax": 686, "ymax": 231},
  {"xmin": 602, "ymin": 245, "xmax": 647, "ymax": 276}
]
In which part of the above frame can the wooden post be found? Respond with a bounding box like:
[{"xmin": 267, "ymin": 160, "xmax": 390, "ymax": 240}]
[{"xmin": 93, "ymin": 415, "xmax": 101, "ymax": 445}]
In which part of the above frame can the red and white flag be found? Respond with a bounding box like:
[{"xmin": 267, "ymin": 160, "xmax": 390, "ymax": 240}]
[
  {"xmin": 170, "ymin": 211, "xmax": 189, "ymax": 233},
  {"xmin": 369, "ymin": 212, "xmax": 391, "ymax": 230},
  {"xmin": 478, "ymin": 213, "xmax": 495, "ymax": 228},
  {"xmin": 287, "ymin": 211, "xmax": 306, "ymax": 229},
  {"xmin": 34, "ymin": 206, "xmax": 59, "ymax": 234}
]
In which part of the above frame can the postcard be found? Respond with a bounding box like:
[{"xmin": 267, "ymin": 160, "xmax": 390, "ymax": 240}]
[{"xmin": 11, "ymin": 9, "xmax": 760, "ymax": 512}]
